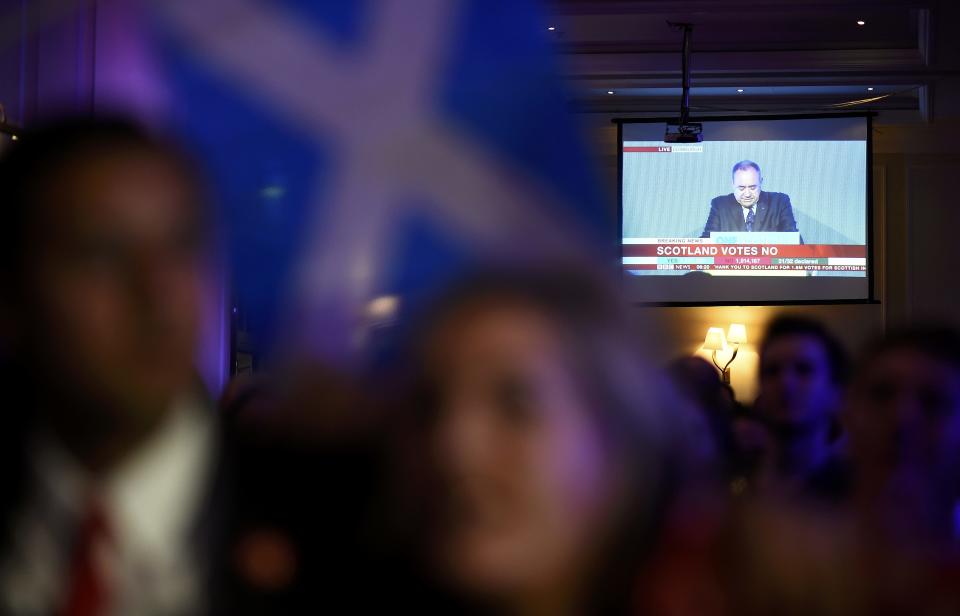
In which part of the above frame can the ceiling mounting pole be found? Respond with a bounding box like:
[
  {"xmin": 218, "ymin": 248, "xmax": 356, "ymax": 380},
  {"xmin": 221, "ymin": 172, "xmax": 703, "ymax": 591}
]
[
  {"xmin": 668, "ymin": 21, "xmax": 694, "ymax": 127},
  {"xmin": 664, "ymin": 22, "xmax": 702, "ymax": 143}
]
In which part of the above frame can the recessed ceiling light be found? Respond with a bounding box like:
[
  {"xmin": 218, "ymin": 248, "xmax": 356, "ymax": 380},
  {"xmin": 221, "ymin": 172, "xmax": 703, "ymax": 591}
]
[
  {"xmin": 10, "ymin": 134, "xmax": 17, "ymax": 141},
  {"xmin": 857, "ymin": 20, "xmax": 865, "ymax": 26},
  {"xmin": 548, "ymin": 26, "xmax": 556, "ymax": 31},
  {"xmin": 607, "ymin": 90, "xmax": 615, "ymax": 95},
  {"xmin": 737, "ymin": 89, "xmax": 744, "ymax": 93},
  {"xmin": 867, "ymin": 87, "xmax": 874, "ymax": 91}
]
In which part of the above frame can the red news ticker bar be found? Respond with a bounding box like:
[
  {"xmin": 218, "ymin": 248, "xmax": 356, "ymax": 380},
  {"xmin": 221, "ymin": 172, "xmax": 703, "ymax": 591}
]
[
  {"xmin": 622, "ymin": 244, "xmax": 866, "ymax": 258},
  {"xmin": 623, "ymin": 146, "xmax": 671, "ymax": 153}
]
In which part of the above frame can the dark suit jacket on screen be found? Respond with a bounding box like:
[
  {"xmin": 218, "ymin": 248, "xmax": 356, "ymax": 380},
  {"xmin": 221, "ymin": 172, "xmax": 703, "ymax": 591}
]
[{"xmin": 700, "ymin": 191, "xmax": 800, "ymax": 238}]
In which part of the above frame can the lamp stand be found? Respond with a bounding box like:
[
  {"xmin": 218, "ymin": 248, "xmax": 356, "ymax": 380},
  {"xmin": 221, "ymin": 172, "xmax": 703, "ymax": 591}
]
[{"xmin": 711, "ymin": 344, "xmax": 740, "ymax": 386}]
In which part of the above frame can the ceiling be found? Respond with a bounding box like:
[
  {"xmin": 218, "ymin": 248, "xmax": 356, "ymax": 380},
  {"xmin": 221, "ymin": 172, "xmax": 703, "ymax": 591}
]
[{"xmin": 546, "ymin": 0, "xmax": 958, "ymax": 120}]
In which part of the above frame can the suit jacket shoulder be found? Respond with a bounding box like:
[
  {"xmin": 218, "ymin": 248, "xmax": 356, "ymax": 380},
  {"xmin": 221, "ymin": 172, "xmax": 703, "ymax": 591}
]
[
  {"xmin": 763, "ymin": 191, "xmax": 790, "ymax": 206},
  {"xmin": 711, "ymin": 193, "xmax": 737, "ymax": 207}
]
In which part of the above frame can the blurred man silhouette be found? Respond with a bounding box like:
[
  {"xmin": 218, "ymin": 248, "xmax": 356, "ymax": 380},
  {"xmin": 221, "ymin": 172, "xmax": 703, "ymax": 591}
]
[
  {"xmin": 0, "ymin": 118, "xmax": 218, "ymax": 615},
  {"xmin": 0, "ymin": 118, "xmax": 371, "ymax": 615},
  {"xmin": 844, "ymin": 327, "xmax": 960, "ymax": 545},
  {"xmin": 752, "ymin": 316, "xmax": 849, "ymax": 495}
]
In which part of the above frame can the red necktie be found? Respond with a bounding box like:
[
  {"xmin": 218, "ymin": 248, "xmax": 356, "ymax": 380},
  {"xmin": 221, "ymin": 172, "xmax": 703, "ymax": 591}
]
[{"xmin": 59, "ymin": 499, "xmax": 112, "ymax": 616}]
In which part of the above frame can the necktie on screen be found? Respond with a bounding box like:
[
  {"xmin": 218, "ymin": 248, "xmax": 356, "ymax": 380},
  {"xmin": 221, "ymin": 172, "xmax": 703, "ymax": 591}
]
[
  {"xmin": 745, "ymin": 207, "xmax": 756, "ymax": 232},
  {"xmin": 59, "ymin": 499, "xmax": 112, "ymax": 616}
]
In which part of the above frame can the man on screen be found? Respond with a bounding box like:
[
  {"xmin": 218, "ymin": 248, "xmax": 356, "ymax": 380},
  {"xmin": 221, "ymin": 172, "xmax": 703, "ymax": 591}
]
[{"xmin": 700, "ymin": 160, "xmax": 800, "ymax": 239}]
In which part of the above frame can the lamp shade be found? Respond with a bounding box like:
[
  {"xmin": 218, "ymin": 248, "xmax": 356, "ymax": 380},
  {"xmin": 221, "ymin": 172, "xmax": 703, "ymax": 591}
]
[
  {"xmin": 703, "ymin": 327, "xmax": 727, "ymax": 351},
  {"xmin": 727, "ymin": 323, "xmax": 747, "ymax": 345}
]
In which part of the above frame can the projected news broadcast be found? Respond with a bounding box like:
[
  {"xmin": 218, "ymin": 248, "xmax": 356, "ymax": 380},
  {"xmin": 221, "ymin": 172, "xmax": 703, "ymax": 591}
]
[{"xmin": 619, "ymin": 115, "xmax": 871, "ymax": 304}]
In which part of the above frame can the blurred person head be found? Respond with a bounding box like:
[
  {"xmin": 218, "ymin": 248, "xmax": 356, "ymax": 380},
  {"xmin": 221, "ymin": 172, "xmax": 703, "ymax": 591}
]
[
  {"xmin": 399, "ymin": 265, "xmax": 674, "ymax": 614},
  {"xmin": 844, "ymin": 327, "xmax": 960, "ymax": 522},
  {"xmin": 753, "ymin": 315, "xmax": 849, "ymax": 488},
  {"xmin": 757, "ymin": 315, "xmax": 849, "ymax": 435},
  {"xmin": 732, "ymin": 161, "xmax": 762, "ymax": 209},
  {"xmin": 0, "ymin": 117, "xmax": 210, "ymax": 472},
  {"xmin": 667, "ymin": 356, "xmax": 737, "ymax": 476},
  {"xmin": 667, "ymin": 356, "xmax": 736, "ymax": 416}
]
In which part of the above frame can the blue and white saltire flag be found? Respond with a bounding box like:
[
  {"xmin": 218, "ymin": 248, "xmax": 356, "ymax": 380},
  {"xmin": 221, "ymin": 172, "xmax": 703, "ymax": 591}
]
[{"xmin": 148, "ymin": 0, "xmax": 612, "ymax": 362}]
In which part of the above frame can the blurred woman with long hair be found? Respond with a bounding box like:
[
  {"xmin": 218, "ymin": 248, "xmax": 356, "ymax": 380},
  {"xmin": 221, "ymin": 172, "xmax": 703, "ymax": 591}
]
[{"xmin": 389, "ymin": 265, "xmax": 684, "ymax": 616}]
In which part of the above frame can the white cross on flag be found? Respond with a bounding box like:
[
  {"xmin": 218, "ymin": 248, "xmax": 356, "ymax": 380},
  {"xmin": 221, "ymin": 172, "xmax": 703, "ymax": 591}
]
[{"xmin": 150, "ymin": 0, "xmax": 611, "ymax": 360}]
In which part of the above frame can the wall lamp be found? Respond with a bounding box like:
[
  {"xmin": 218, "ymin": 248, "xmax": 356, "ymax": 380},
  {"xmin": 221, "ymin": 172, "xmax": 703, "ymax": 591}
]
[{"xmin": 702, "ymin": 323, "xmax": 747, "ymax": 384}]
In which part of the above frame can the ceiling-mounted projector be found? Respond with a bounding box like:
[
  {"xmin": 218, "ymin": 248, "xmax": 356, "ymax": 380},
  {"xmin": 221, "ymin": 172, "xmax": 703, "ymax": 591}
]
[{"xmin": 664, "ymin": 122, "xmax": 703, "ymax": 143}]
